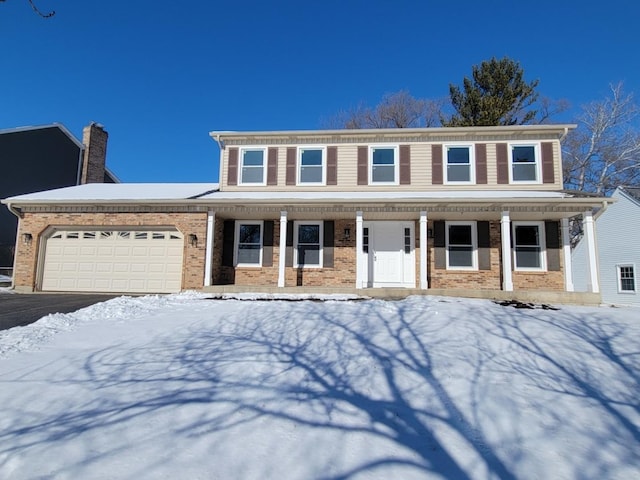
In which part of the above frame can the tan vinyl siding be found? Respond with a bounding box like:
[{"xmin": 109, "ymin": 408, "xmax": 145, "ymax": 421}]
[{"xmin": 219, "ymin": 138, "xmax": 565, "ymax": 192}]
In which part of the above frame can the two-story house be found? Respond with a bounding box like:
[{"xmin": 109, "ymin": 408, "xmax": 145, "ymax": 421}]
[{"xmin": 2, "ymin": 125, "xmax": 610, "ymax": 303}]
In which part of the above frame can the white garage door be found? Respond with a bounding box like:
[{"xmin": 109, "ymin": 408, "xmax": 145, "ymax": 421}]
[{"xmin": 41, "ymin": 229, "xmax": 184, "ymax": 293}]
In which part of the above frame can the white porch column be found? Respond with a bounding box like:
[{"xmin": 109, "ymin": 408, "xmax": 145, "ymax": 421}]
[
  {"xmin": 500, "ymin": 211, "xmax": 513, "ymax": 291},
  {"xmin": 583, "ymin": 210, "xmax": 600, "ymax": 293},
  {"xmin": 355, "ymin": 211, "xmax": 364, "ymax": 289},
  {"xmin": 419, "ymin": 211, "xmax": 428, "ymax": 290},
  {"xmin": 561, "ymin": 218, "xmax": 574, "ymax": 292},
  {"xmin": 278, "ymin": 211, "xmax": 287, "ymax": 287},
  {"xmin": 204, "ymin": 210, "xmax": 215, "ymax": 286}
]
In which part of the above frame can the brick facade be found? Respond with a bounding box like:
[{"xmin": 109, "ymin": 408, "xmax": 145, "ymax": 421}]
[{"xmin": 14, "ymin": 211, "xmax": 207, "ymax": 291}]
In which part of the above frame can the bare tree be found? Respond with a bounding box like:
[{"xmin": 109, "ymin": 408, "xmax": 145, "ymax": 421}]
[
  {"xmin": 323, "ymin": 90, "xmax": 445, "ymax": 129},
  {"xmin": 563, "ymin": 83, "xmax": 640, "ymax": 195},
  {"xmin": 0, "ymin": 0, "xmax": 55, "ymax": 18}
]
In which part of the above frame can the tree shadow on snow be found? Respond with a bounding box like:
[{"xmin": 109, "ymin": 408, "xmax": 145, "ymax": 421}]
[{"xmin": 0, "ymin": 298, "xmax": 638, "ymax": 479}]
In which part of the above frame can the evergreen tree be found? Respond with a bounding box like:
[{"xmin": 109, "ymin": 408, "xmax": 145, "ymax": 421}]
[{"xmin": 444, "ymin": 57, "xmax": 539, "ymax": 126}]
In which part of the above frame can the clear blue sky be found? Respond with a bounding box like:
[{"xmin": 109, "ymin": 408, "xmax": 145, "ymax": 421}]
[{"xmin": 2, "ymin": 0, "xmax": 639, "ymax": 183}]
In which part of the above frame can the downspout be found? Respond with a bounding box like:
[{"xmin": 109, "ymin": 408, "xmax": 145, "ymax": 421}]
[
  {"xmin": 76, "ymin": 144, "xmax": 85, "ymax": 185},
  {"xmin": 213, "ymin": 134, "xmax": 225, "ymax": 187},
  {"xmin": 5, "ymin": 202, "xmax": 22, "ymax": 290},
  {"xmin": 559, "ymin": 126, "xmax": 569, "ymax": 142}
]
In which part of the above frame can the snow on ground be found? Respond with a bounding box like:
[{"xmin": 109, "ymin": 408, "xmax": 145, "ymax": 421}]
[{"xmin": 0, "ymin": 293, "xmax": 638, "ymax": 480}]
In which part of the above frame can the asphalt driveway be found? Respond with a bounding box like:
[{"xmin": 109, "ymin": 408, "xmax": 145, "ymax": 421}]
[{"xmin": 0, "ymin": 294, "xmax": 118, "ymax": 330}]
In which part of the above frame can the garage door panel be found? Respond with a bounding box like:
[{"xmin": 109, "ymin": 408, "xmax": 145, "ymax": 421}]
[{"xmin": 42, "ymin": 230, "xmax": 184, "ymax": 293}]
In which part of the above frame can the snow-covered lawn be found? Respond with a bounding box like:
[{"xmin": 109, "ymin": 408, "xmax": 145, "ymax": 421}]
[{"xmin": 0, "ymin": 293, "xmax": 638, "ymax": 480}]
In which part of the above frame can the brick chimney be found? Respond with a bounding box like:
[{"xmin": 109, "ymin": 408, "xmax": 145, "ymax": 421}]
[{"xmin": 81, "ymin": 122, "xmax": 108, "ymax": 184}]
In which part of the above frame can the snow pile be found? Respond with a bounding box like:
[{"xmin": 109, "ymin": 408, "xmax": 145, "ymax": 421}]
[{"xmin": 0, "ymin": 295, "xmax": 638, "ymax": 479}]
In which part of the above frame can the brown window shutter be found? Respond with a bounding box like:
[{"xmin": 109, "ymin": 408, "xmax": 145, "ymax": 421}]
[
  {"xmin": 545, "ymin": 221, "xmax": 561, "ymax": 271},
  {"xmin": 323, "ymin": 220, "xmax": 334, "ymax": 268},
  {"xmin": 222, "ymin": 220, "xmax": 235, "ymax": 267},
  {"xmin": 327, "ymin": 147, "xmax": 337, "ymax": 185},
  {"xmin": 432, "ymin": 145, "xmax": 443, "ymax": 185},
  {"xmin": 262, "ymin": 221, "xmax": 274, "ymax": 267},
  {"xmin": 285, "ymin": 220, "xmax": 294, "ymax": 267},
  {"xmin": 267, "ymin": 148, "xmax": 278, "ymax": 186},
  {"xmin": 496, "ymin": 143, "xmax": 509, "ymax": 184},
  {"xmin": 286, "ymin": 148, "xmax": 296, "ymax": 185},
  {"xmin": 541, "ymin": 142, "xmax": 555, "ymax": 184},
  {"xmin": 477, "ymin": 221, "xmax": 491, "ymax": 270},
  {"xmin": 357, "ymin": 146, "xmax": 368, "ymax": 185},
  {"xmin": 399, "ymin": 145, "xmax": 411, "ymax": 185},
  {"xmin": 434, "ymin": 220, "xmax": 445, "ymax": 269},
  {"xmin": 227, "ymin": 148, "xmax": 238, "ymax": 186},
  {"xmin": 475, "ymin": 144, "xmax": 487, "ymax": 184}
]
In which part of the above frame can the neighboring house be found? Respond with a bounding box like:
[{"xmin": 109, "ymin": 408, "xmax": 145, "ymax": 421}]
[
  {"xmin": 2, "ymin": 125, "xmax": 610, "ymax": 303},
  {"xmin": 0, "ymin": 123, "xmax": 117, "ymax": 268},
  {"xmin": 573, "ymin": 186, "xmax": 640, "ymax": 305}
]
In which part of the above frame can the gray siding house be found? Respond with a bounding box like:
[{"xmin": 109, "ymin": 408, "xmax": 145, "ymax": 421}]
[
  {"xmin": 573, "ymin": 187, "xmax": 640, "ymax": 305},
  {"xmin": 0, "ymin": 123, "xmax": 116, "ymax": 269}
]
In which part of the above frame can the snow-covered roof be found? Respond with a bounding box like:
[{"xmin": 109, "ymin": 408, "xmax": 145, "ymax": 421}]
[
  {"xmin": 2, "ymin": 183, "xmax": 219, "ymax": 202},
  {"xmin": 2, "ymin": 182, "xmax": 610, "ymax": 206}
]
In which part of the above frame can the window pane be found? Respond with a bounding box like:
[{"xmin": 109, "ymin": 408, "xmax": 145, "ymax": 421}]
[
  {"xmin": 372, "ymin": 148, "xmax": 395, "ymax": 165},
  {"xmin": 620, "ymin": 266, "xmax": 635, "ymax": 291},
  {"xmin": 513, "ymin": 163, "xmax": 537, "ymax": 181},
  {"xmin": 448, "ymin": 164, "xmax": 470, "ymax": 182},
  {"xmin": 298, "ymin": 225, "xmax": 320, "ymax": 243},
  {"xmin": 512, "ymin": 146, "xmax": 535, "ymax": 163},
  {"xmin": 243, "ymin": 150, "xmax": 264, "ymax": 166},
  {"xmin": 300, "ymin": 166, "xmax": 323, "ymax": 183},
  {"xmin": 449, "ymin": 225, "xmax": 472, "ymax": 245},
  {"xmin": 449, "ymin": 247, "xmax": 473, "ymax": 267},
  {"xmin": 372, "ymin": 165, "xmax": 395, "ymax": 182},
  {"xmin": 237, "ymin": 245, "xmax": 261, "ymax": 264},
  {"xmin": 241, "ymin": 166, "xmax": 264, "ymax": 183},
  {"xmin": 301, "ymin": 149, "xmax": 322, "ymax": 166},
  {"xmin": 448, "ymin": 147, "xmax": 470, "ymax": 164},
  {"xmin": 297, "ymin": 245, "xmax": 320, "ymax": 266},
  {"xmin": 515, "ymin": 226, "xmax": 539, "ymax": 246},
  {"xmin": 239, "ymin": 224, "xmax": 261, "ymax": 244},
  {"xmin": 515, "ymin": 247, "xmax": 541, "ymax": 268}
]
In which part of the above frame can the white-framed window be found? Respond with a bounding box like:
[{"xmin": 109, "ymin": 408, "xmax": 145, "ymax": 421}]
[
  {"xmin": 445, "ymin": 145, "xmax": 474, "ymax": 184},
  {"xmin": 294, "ymin": 221, "xmax": 323, "ymax": 268},
  {"xmin": 617, "ymin": 264, "xmax": 636, "ymax": 293},
  {"xmin": 298, "ymin": 147, "xmax": 326, "ymax": 185},
  {"xmin": 239, "ymin": 148, "xmax": 266, "ymax": 185},
  {"xmin": 446, "ymin": 221, "xmax": 477, "ymax": 270},
  {"xmin": 509, "ymin": 143, "xmax": 541, "ymax": 183},
  {"xmin": 234, "ymin": 221, "xmax": 263, "ymax": 267},
  {"xmin": 370, "ymin": 145, "xmax": 398, "ymax": 184},
  {"xmin": 512, "ymin": 221, "xmax": 546, "ymax": 271}
]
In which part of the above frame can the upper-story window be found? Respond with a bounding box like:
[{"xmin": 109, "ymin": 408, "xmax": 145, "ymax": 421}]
[
  {"xmin": 445, "ymin": 145, "xmax": 474, "ymax": 184},
  {"xmin": 240, "ymin": 148, "xmax": 266, "ymax": 185},
  {"xmin": 298, "ymin": 147, "xmax": 325, "ymax": 185},
  {"xmin": 370, "ymin": 146, "xmax": 398, "ymax": 184},
  {"xmin": 510, "ymin": 144, "xmax": 541, "ymax": 183}
]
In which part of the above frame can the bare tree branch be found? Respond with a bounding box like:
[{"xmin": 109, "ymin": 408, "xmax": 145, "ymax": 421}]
[
  {"xmin": 563, "ymin": 82, "xmax": 640, "ymax": 195},
  {"xmin": 0, "ymin": 0, "xmax": 55, "ymax": 18}
]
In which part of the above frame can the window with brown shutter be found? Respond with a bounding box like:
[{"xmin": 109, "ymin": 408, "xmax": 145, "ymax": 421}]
[
  {"xmin": 541, "ymin": 142, "xmax": 555, "ymax": 184},
  {"xmin": 432, "ymin": 145, "xmax": 443, "ymax": 185},
  {"xmin": 399, "ymin": 145, "xmax": 411, "ymax": 185},
  {"xmin": 475, "ymin": 144, "xmax": 487, "ymax": 184},
  {"xmin": 496, "ymin": 143, "xmax": 509, "ymax": 184},
  {"xmin": 267, "ymin": 148, "xmax": 278, "ymax": 186},
  {"xmin": 227, "ymin": 148, "xmax": 238, "ymax": 186}
]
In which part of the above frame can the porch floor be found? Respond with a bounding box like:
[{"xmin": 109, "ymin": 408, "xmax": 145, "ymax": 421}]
[{"xmin": 202, "ymin": 285, "xmax": 601, "ymax": 306}]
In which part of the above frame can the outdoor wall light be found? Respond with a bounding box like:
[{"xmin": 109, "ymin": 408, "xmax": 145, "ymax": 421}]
[
  {"xmin": 22, "ymin": 233, "xmax": 33, "ymax": 245},
  {"xmin": 188, "ymin": 234, "xmax": 198, "ymax": 247},
  {"xmin": 343, "ymin": 228, "xmax": 351, "ymax": 241}
]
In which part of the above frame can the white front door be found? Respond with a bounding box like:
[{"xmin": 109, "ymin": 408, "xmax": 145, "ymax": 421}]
[{"xmin": 363, "ymin": 221, "xmax": 415, "ymax": 288}]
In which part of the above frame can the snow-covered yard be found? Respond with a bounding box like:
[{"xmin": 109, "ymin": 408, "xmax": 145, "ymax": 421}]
[{"xmin": 0, "ymin": 293, "xmax": 638, "ymax": 480}]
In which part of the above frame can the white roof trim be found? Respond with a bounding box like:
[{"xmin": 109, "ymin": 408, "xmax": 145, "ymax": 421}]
[{"xmin": 0, "ymin": 123, "xmax": 84, "ymax": 149}]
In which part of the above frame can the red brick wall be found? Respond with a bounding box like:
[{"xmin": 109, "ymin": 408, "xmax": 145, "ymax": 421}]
[{"xmin": 14, "ymin": 212, "xmax": 207, "ymax": 291}]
